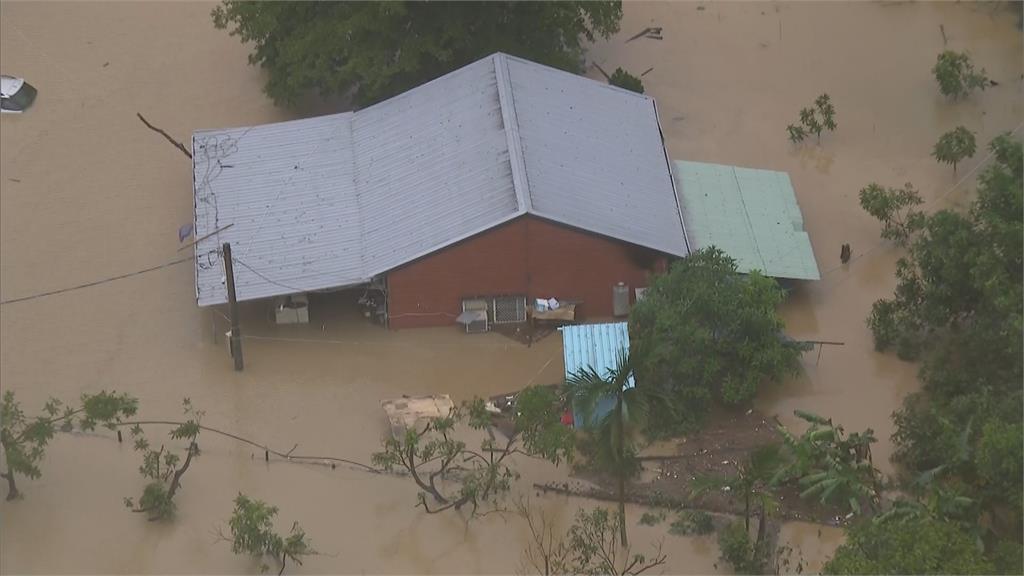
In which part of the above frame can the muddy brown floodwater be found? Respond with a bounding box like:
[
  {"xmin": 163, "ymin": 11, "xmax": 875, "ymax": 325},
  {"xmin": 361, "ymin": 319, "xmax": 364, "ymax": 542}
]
[{"xmin": 1, "ymin": 2, "xmax": 1020, "ymax": 574}]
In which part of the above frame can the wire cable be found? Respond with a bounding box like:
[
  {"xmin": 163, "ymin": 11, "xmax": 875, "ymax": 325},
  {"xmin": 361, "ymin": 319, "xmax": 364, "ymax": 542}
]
[{"xmin": 0, "ymin": 255, "xmax": 195, "ymax": 306}]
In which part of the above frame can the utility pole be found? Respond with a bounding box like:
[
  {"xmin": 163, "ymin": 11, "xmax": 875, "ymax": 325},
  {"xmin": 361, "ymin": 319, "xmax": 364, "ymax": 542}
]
[{"xmin": 222, "ymin": 242, "xmax": 243, "ymax": 371}]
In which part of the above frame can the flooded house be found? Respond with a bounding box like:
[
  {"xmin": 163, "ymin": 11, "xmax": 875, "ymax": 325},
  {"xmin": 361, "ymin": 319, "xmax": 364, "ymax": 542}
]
[
  {"xmin": 191, "ymin": 52, "xmax": 817, "ymax": 331},
  {"xmin": 191, "ymin": 52, "xmax": 691, "ymax": 329}
]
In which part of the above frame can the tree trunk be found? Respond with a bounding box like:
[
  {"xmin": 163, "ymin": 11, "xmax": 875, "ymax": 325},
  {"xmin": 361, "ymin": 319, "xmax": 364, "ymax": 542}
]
[
  {"xmin": 616, "ymin": 398, "xmax": 628, "ymax": 548},
  {"xmin": 618, "ymin": 473, "xmax": 628, "ymax": 547},
  {"xmin": 744, "ymin": 492, "xmax": 751, "ymax": 531},
  {"xmin": 755, "ymin": 502, "xmax": 767, "ymax": 549},
  {"xmin": 1, "ymin": 470, "xmax": 18, "ymax": 501}
]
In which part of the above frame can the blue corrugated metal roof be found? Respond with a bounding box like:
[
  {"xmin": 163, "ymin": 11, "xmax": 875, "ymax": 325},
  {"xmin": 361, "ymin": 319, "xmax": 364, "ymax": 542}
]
[{"xmin": 559, "ymin": 322, "xmax": 634, "ymax": 385}]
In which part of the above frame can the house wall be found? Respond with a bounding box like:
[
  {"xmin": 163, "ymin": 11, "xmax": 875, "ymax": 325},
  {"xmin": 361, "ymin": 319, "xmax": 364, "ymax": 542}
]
[{"xmin": 386, "ymin": 215, "xmax": 666, "ymax": 328}]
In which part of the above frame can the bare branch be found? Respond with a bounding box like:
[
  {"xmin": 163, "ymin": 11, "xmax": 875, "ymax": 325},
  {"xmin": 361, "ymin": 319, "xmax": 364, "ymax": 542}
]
[{"xmin": 136, "ymin": 113, "xmax": 192, "ymax": 159}]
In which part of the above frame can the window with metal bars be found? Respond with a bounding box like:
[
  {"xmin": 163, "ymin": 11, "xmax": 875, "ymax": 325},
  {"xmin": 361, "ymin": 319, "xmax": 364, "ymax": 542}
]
[{"xmin": 491, "ymin": 295, "xmax": 527, "ymax": 324}]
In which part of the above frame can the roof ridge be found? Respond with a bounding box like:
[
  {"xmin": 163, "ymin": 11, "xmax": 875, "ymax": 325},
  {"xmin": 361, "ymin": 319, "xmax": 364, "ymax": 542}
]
[{"xmin": 494, "ymin": 53, "xmax": 531, "ymax": 214}]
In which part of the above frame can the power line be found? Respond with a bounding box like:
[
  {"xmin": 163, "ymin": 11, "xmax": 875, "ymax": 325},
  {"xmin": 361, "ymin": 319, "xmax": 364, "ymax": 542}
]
[
  {"xmin": 0, "ymin": 255, "xmax": 195, "ymax": 306},
  {"xmin": 230, "ymin": 257, "xmax": 312, "ymax": 294}
]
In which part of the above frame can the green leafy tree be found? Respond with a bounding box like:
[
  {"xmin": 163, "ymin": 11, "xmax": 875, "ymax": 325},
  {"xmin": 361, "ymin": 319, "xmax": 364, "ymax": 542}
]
[
  {"xmin": 858, "ymin": 182, "xmax": 925, "ymax": 247},
  {"xmin": 0, "ymin": 390, "xmax": 137, "ymax": 500},
  {"xmin": 211, "ymin": 1, "xmax": 623, "ymax": 106},
  {"xmin": 869, "ymin": 132, "xmax": 1022, "ymax": 557},
  {"xmin": 124, "ymin": 398, "xmax": 203, "ymax": 520},
  {"xmin": 630, "ymin": 248, "xmax": 807, "ymax": 435},
  {"xmin": 222, "ymin": 493, "xmax": 314, "ymax": 575},
  {"xmin": 933, "ymin": 126, "xmax": 977, "ymax": 173},
  {"xmin": 787, "ymin": 93, "xmax": 837, "ymax": 144},
  {"xmin": 608, "ymin": 68, "xmax": 644, "ymax": 94},
  {"xmin": 567, "ymin": 350, "xmax": 648, "ymax": 546},
  {"xmin": 667, "ymin": 510, "xmax": 714, "ymax": 536},
  {"xmin": 518, "ymin": 502, "xmax": 667, "ymax": 576},
  {"xmin": 717, "ymin": 521, "xmax": 768, "ymax": 575},
  {"xmin": 932, "ymin": 50, "xmax": 990, "ymax": 100},
  {"xmin": 372, "ymin": 389, "xmax": 573, "ymax": 516},
  {"xmin": 691, "ymin": 444, "xmax": 783, "ymax": 544},
  {"xmin": 823, "ymin": 515, "xmax": 993, "ymax": 574}
]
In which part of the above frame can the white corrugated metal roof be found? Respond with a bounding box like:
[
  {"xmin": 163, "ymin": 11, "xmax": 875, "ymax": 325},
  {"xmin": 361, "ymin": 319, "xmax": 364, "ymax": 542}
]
[
  {"xmin": 193, "ymin": 53, "xmax": 688, "ymax": 306},
  {"xmin": 504, "ymin": 56, "xmax": 688, "ymax": 257}
]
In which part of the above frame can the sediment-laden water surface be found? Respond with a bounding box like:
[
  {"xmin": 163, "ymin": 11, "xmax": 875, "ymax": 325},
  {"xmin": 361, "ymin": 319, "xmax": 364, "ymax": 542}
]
[{"xmin": 2, "ymin": 1, "xmax": 1020, "ymax": 573}]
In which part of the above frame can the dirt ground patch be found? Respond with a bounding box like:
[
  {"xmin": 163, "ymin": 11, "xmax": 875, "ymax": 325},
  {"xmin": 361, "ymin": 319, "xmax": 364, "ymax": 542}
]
[{"xmin": 538, "ymin": 408, "xmax": 843, "ymax": 526}]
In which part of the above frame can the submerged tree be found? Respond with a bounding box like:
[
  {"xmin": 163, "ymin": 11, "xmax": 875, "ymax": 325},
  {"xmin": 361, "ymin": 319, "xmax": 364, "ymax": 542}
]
[
  {"xmin": 567, "ymin": 350, "xmax": 648, "ymax": 546},
  {"xmin": 518, "ymin": 501, "xmax": 667, "ymax": 576},
  {"xmin": 932, "ymin": 126, "xmax": 977, "ymax": 173},
  {"xmin": 372, "ymin": 388, "xmax": 573, "ymax": 516},
  {"xmin": 864, "ymin": 129, "xmax": 1022, "ymax": 556},
  {"xmin": 608, "ymin": 68, "xmax": 644, "ymax": 94},
  {"xmin": 932, "ymin": 50, "xmax": 990, "ymax": 100},
  {"xmin": 0, "ymin": 390, "xmax": 137, "ymax": 500},
  {"xmin": 222, "ymin": 493, "xmax": 314, "ymax": 575},
  {"xmin": 211, "ymin": 1, "xmax": 623, "ymax": 106},
  {"xmin": 787, "ymin": 93, "xmax": 837, "ymax": 144},
  {"xmin": 124, "ymin": 398, "xmax": 203, "ymax": 520},
  {"xmin": 630, "ymin": 248, "xmax": 807, "ymax": 436},
  {"xmin": 858, "ymin": 182, "xmax": 925, "ymax": 247}
]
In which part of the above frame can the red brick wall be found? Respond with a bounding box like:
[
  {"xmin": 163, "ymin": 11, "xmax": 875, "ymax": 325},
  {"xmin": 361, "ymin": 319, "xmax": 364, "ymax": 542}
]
[{"xmin": 386, "ymin": 215, "xmax": 665, "ymax": 328}]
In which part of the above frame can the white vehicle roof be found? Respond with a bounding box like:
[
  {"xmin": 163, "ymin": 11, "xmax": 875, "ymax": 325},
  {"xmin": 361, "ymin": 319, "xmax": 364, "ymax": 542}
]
[{"xmin": 1, "ymin": 75, "xmax": 25, "ymax": 97}]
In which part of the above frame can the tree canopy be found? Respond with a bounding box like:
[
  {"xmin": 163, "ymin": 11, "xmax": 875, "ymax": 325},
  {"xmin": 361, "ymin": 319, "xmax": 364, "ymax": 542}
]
[
  {"xmin": 211, "ymin": 1, "xmax": 623, "ymax": 106},
  {"xmin": 823, "ymin": 515, "xmax": 994, "ymax": 575},
  {"xmin": 629, "ymin": 248, "xmax": 806, "ymax": 435},
  {"xmin": 863, "ymin": 132, "xmax": 1023, "ymax": 560}
]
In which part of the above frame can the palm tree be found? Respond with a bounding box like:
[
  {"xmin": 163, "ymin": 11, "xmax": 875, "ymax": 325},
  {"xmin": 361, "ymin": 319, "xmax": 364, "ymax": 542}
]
[{"xmin": 567, "ymin": 349, "xmax": 647, "ymax": 547}]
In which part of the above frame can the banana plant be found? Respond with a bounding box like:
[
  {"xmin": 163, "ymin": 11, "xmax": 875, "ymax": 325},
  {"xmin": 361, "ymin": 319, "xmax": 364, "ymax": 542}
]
[{"xmin": 776, "ymin": 410, "xmax": 881, "ymax": 515}]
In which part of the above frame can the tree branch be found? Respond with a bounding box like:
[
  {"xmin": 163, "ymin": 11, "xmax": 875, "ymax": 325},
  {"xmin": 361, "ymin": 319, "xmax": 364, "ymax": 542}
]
[{"xmin": 136, "ymin": 113, "xmax": 192, "ymax": 159}]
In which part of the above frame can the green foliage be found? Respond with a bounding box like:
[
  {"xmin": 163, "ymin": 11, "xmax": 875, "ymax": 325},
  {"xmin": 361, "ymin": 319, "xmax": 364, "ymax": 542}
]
[
  {"xmin": 933, "ymin": 126, "xmax": 977, "ymax": 173},
  {"xmin": 372, "ymin": 394, "xmax": 571, "ymax": 516},
  {"xmin": 787, "ymin": 93, "xmax": 837, "ymax": 144},
  {"xmin": 668, "ymin": 509, "xmax": 714, "ymax": 536},
  {"xmin": 990, "ymin": 540, "xmax": 1024, "ymax": 576},
  {"xmin": 630, "ymin": 248, "xmax": 805, "ymax": 436},
  {"xmin": 566, "ymin": 507, "xmax": 667, "ymax": 576},
  {"xmin": 227, "ymin": 493, "xmax": 313, "ymax": 575},
  {"xmin": 858, "ymin": 182, "xmax": 925, "ymax": 246},
  {"xmin": 638, "ymin": 510, "xmax": 666, "ymax": 526},
  {"xmin": 515, "ymin": 386, "xmax": 575, "ymax": 466},
  {"xmin": 823, "ymin": 515, "xmax": 993, "ymax": 574},
  {"xmin": 608, "ymin": 68, "xmax": 644, "ymax": 94},
  {"xmin": 717, "ymin": 521, "xmax": 767, "ymax": 574},
  {"xmin": 932, "ymin": 50, "xmax": 989, "ymax": 100},
  {"xmin": 124, "ymin": 398, "xmax": 203, "ymax": 520},
  {"xmin": 974, "ymin": 419, "xmax": 1023, "ymax": 513},
  {"xmin": 211, "ymin": 1, "xmax": 623, "ymax": 106},
  {"xmin": 869, "ymin": 132, "xmax": 1022, "ymax": 565},
  {"xmin": 0, "ymin": 390, "xmax": 137, "ymax": 500},
  {"xmin": 775, "ymin": 411, "xmax": 880, "ymax": 515},
  {"xmin": 567, "ymin": 349, "xmax": 647, "ymax": 546}
]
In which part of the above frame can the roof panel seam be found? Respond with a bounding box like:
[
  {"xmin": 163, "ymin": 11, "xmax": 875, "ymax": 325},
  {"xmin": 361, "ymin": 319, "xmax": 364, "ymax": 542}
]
[{"xmin": 495, "ymin": 54, "xmax": 531, "ymax": 214}]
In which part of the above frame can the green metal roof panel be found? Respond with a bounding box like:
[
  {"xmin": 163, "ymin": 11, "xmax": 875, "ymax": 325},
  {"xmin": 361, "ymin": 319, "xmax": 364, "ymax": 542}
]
[{"xmin": 673, "ymin": 160, "xmax": 820, "ymax": 280}]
